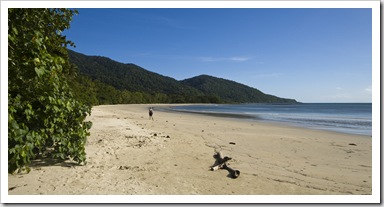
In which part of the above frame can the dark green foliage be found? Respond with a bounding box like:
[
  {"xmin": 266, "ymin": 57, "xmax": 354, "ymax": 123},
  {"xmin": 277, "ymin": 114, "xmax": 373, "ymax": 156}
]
[
  {"xmin": 68, "ymin": 74, "xmax": 99, "ymax": 106},
  {"xmin": 68, "ymin": 51, "xmax": 297, "ymax": 105},
  {"xmin": 68, "ymin": 50, "xmax": 221, "ymax": 104},
  {"xmin": 68, "ymin": 50, "xmax": 202, "ymax": 96},
  {"xmin": 8, "ymin": 9, "xmax": 92, "ymax": 173},
  {"xmin": 69, "ymin": 74, "xmax": 219, "ymax": 105},
  {"xmin": 181, "ymin": 75, "xmax": 298, "ymax": 103}
]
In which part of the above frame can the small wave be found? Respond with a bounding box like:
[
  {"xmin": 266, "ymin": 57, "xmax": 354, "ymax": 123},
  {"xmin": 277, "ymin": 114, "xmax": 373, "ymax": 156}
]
[{"xmin": 170, "ymin": 103, "xmax": 372, "ymax": 136}]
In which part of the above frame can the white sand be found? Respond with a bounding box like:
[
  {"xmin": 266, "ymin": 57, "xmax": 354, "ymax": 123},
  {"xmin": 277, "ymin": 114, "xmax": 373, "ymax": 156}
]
[{"xmin": 8, "ymin": 104, "xmax": 372, "ymax": 196}]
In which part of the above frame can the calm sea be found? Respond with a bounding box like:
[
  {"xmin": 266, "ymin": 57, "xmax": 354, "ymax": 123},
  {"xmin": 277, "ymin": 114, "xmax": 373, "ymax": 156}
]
[{"xmin": 169, "ymin": 103, "xmax": 372, "ymax": 136}]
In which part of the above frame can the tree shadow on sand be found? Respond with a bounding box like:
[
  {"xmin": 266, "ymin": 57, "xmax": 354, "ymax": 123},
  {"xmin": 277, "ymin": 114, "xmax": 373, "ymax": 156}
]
[{"xmin": 29, "ymin": 157, "xmax": 80, "ymax": 168}]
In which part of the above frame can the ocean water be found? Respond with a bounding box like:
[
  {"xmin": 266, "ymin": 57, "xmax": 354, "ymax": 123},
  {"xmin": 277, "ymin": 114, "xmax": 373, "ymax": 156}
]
[{"xmin": 170, "ymin": 103, "xmax": 372, "ymax": 136}]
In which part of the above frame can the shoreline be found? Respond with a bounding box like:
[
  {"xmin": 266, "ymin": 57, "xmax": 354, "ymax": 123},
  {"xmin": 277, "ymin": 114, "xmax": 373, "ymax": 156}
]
[
  {"xmin": 8, "ymin": 104, "xmax": 372, "ymax": 197},
  {"xmin": 155, "ymin": 105, "xmax": 258, "ymax": 119},
  {"xmin": 157, "ymin": 104, "xmax": 372, "ymax": 137}
]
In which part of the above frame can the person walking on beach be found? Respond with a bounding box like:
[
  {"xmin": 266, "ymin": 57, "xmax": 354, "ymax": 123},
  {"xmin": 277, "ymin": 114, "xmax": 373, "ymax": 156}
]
[{"xmin": 149, "ymin": 107, "xmax": 154, "ymax": 121}]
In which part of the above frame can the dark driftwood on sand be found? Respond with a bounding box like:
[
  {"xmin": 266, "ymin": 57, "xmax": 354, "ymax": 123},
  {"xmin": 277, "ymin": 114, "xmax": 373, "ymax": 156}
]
[
  {"xmin": 211, "ymin": 152, "xmax": 240, "ymax": 178},
  {"xmin": 223, "ymin": 163, "xmax": 240, "ymax": 178},
  {"xmin": 211, "ymin": 152, "xmax": 231, "ymax": 171}
]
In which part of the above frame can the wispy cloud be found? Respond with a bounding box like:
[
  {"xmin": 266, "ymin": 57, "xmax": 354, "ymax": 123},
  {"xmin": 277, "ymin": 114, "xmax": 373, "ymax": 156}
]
[
  {"xmin": 364, "ymin": 85, "xmax": 372, "ymax": 94},
  {"xmin": 328, "ymin": 85, "xmax": 372, "ymax": 102},
  {"xmin": 332, "ymin": 93, "xmax": 352, "ymax": 99},
  {"xmin": 230, "ymin": 56, "xmax": 251, "ymax": 62},
  {"xmin": 198, "ymin": 56, "xmax": 251, "ymax": 62}
]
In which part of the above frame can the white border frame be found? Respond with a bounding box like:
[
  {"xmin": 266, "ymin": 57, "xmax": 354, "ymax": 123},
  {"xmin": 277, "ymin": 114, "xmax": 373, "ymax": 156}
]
[{"xmin": 1, "ymin": 0, "xmax": 380, "ymax": 204}]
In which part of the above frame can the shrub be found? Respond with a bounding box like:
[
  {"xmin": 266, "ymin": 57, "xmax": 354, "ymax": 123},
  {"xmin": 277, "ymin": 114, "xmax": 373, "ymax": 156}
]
[{"xmin": 8, "ymin": 8, "xmax": 92, "ymax": 173}]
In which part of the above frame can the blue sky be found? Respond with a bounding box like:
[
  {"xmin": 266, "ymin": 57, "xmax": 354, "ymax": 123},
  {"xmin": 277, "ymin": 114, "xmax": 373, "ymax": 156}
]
[{"xmin": 64, "ymin": 8, "xmax": 372, "ymax": 103}]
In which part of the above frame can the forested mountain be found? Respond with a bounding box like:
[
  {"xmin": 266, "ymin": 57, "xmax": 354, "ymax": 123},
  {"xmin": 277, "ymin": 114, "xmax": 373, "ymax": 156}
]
[
  {"xmin": 181, "ymin": 75, "xmax": 297, "ymax": 103},
  {"xmin": 68, "ymin": 50, "xmax": 298, "ymax": 105},
  {"xmin": 68, "ymin": 50, "xmax": 201, "ymax": 96}
]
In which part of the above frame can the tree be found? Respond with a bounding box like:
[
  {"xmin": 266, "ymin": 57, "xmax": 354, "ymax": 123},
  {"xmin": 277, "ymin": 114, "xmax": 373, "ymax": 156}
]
[
  {"xmin": 8, "ymin": 9, "xmax": 92, "ymax": 173},
  {"xmin": 68, "ymin": 74, "xmax": 99, "ymax": 106}
]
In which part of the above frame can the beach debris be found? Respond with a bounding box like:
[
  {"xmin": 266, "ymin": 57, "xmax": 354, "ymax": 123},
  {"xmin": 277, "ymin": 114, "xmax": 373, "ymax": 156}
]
[
  {"xmin": 119, "ymin": 166, "xmax": 129, "ymax": 170},
  {"xmin": 9, "ymin": 186, "xmax": 17, "ymax": 191},
  {"xmin": 349, "ymin": 143, "xmax": 357, "ymax": 146},
  {"xmin": 211, "ymin": 152, "xmax": 240, "ymax": 179},
  {"xmin": 118, "ymin": 165, "xmax": 143, "ymax": 171},
  {"xmin": 211, "ymin": 152, "xmax": 232, "ymax": 170},
  {"xmin": 153, "ymin": 133, "xmax": 157, "ymax": 137},
  {"xmin": 229, "ymin": 142, "xmax": 236, "ymax": 145},
  {"xmin": 166, "ymin": 135, "xmax": 170, "ymax": 138},
  {"xmin": 224, "ymin": 163, "xmax": 240, "ymax": 179}
]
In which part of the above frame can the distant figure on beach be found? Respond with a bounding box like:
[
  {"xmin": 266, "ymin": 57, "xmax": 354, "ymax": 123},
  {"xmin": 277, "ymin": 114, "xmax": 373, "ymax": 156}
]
[{"xmin": 149, "ymin": 107, "xmax": 154, "ymax": 121}]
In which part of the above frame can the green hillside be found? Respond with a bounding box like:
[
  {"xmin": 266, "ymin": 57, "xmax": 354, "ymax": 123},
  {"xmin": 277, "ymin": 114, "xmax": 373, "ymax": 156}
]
[
  {"xmin": 68, "ymin": 50, "xmax": 298, "ymax": 105},
  {"xmin": 68, "ymin": 50, "xmax": 201, "ymax": 96},
  {"xmin": 181, "ymin": 75, "xmax": 297, "ymax": 103}
]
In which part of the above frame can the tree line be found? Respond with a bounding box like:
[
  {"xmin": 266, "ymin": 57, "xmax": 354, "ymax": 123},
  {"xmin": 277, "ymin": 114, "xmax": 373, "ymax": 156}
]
[{"xmin": 68, "ymin": 73, "xmax": 223, "ymax": 106}]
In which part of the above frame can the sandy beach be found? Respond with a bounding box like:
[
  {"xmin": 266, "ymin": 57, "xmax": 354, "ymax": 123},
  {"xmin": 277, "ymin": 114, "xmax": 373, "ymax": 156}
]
[{"xmin": 8, "ymin": 104, "xmax": 372, "ymax": 197}]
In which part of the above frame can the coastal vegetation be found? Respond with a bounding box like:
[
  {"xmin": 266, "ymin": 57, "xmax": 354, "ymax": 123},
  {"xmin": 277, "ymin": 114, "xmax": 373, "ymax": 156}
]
[{"xmin": 8, "ymin": 9, "xmax": 91, "ymax": 173}]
